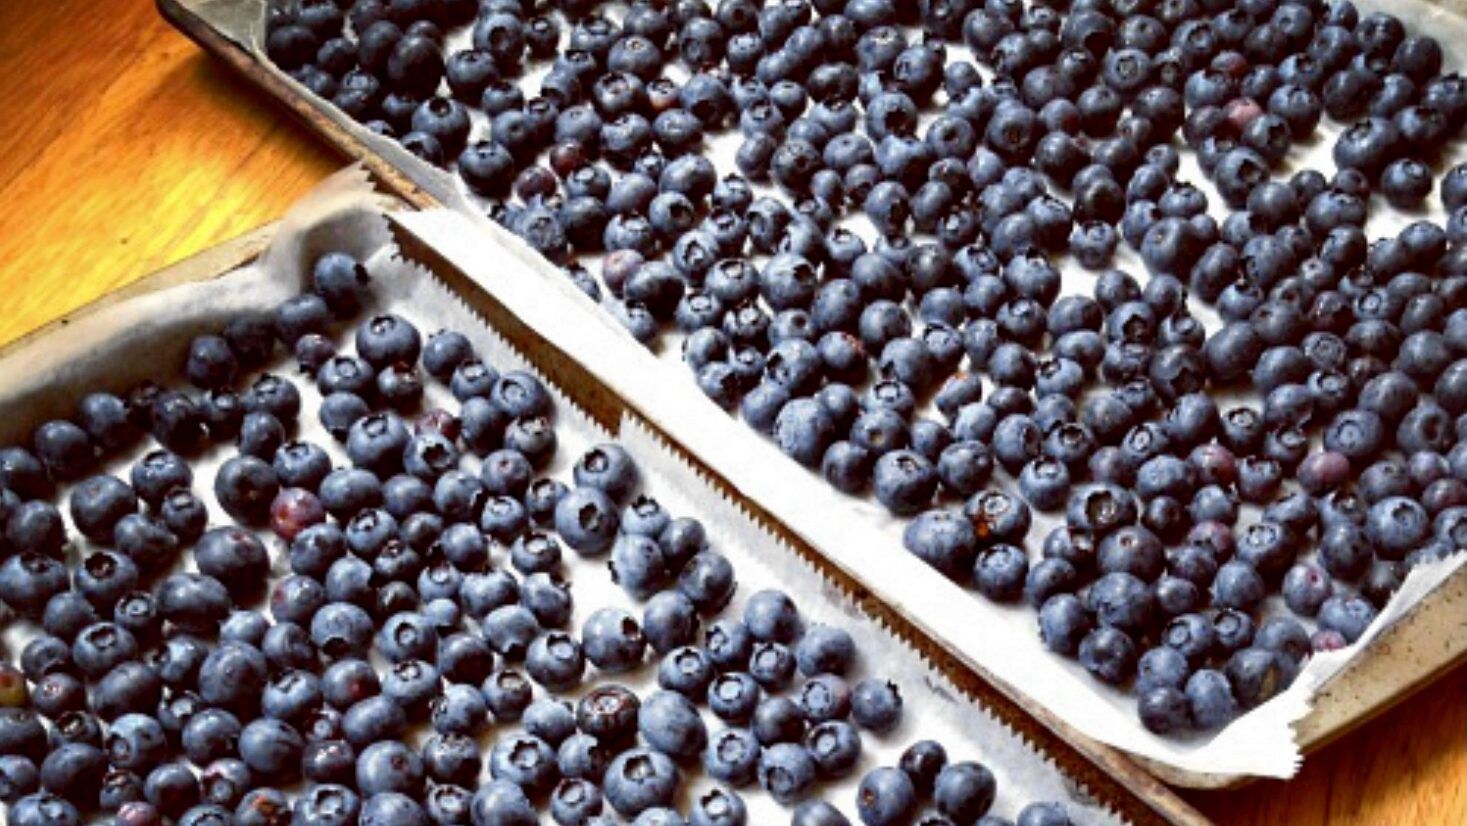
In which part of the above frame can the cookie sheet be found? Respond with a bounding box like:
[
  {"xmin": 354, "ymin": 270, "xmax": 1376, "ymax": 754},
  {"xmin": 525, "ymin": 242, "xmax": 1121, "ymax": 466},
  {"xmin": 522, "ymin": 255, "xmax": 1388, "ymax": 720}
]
[{"xmin": 0, "ymin": 167, "xmax": 1129, "ymax": 824}]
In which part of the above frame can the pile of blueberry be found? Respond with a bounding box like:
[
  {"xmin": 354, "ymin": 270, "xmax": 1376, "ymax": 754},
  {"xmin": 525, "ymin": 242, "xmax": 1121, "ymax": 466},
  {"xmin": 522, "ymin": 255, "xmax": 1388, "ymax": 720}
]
[
  {"xmin": 261, "ymin": 0, "xmax": 1467, "ymax": 736},
  {"xmin": 0, "ymin": 251, "xmax": 1077, "ymax": 824}
]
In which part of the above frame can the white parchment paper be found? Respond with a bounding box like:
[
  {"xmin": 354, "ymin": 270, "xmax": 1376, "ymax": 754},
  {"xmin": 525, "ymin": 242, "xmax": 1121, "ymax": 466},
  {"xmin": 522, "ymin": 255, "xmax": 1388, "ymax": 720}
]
[{"xmin": 0, "ymin": 167, "xmax": 1128, "ymax": 823}]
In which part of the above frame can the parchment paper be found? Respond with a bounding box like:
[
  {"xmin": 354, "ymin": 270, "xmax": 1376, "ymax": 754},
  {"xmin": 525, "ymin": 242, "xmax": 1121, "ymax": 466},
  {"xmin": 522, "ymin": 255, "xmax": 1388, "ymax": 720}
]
[
  {"xmin": 0, "ymin": 167, "xmax": 1124, "ymax": 824},
  {"xmin": 188, "ymin": 0, "xmax": 1467, "ymax": 779}
]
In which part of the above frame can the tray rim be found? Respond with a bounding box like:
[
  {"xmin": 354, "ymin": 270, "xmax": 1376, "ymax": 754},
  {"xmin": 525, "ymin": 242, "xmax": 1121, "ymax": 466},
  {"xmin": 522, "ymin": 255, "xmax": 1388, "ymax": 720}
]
[{"xmin": 157, "ymin": 0, "xmax": 1467, "ymax": 796}]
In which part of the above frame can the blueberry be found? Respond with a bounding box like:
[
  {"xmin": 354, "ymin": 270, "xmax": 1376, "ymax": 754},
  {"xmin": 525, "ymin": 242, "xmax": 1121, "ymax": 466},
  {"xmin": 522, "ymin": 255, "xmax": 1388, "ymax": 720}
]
[
  {"xmin": 609, "ymin": 534, "xmax": 669, "ymax": 600},
  {"xmin": 76, "ymin": 392, "xmax": 140, "ymax": 453},
  {"xmin": 1137, "ymin": 686, "xmax": 1192, "ymax": 734},
  {"xmin": 857, "ymin": 765, "xmax": 916, "ymax": 825},
  {"xmin": 295, "ymin": 785, "xmax": 362, "ymax": 825},
  {"xmin": 33, "ymin": 420, "xmax": 93, "ymax": 481},
  {"xmin": 353, "ymin": 739, "xmax": 425, "ymax": 798},
  {"xmin": 793, "ymin": 800, "xmax": 853, "ymax": 826},
  {"xmin": 1236, "ymin": 457, "xmax": 1284, "ymax": 504},
  {"xmin": 4, "ymin": 501, "xmax": 65, "ymax": 560},
  {"xmin": 0, "ymin": 554, "xmax": 69, "ymax": 619},
  {"xmin": 40, "ymin": 740, "xmax": 107, "ymax": 805},
  {"xmin": 1078, "ymin": 625, "xmax": 1137, "ymax": 685},
  {"xmin": 973, "ymin": 545, "xmax": 1029, "ymax": 602},
  {"xmin": 0, "ymin": 754, "xmax": 39, "ymax": 804},
  {"xmin": 708, "ymin": 672, "xmax": 761, "ymax": 724},
  {"xmin": 657, "ymin": 647, "xmax": 715, "ymax": 700},
  {"xmin": 690, "ymin": 786, "xmax": 747, "ymax": 826},
  {"xmin": 677, "ymin": 549, "xmax": 737, "ymax": 614},
  {"xmin": 194, "ymin": 527, "xmax": 269, "ymax": 598},
  {"xmin": 0, "ymin": 708, "xmax": 48, "ymax": 763},
  {"xmin": 65, "ymin": 472, "xmax": 135, "ymax": 542},
  {"xmin": 1317, "ymin": 594, "xmax": 1378, "ymax": 643},
  {"xmin": 656, "ymin": 517, "xmax": 706, "ymax": 570},
  {"xmin": 697, "ymin": 726, "xmax": 759, "ymax": 790},
  {"xmin": 933, "ymin": 761, "xmax": 996, "ymax": 822},
  {"xmin": 1038, "ymin": 595, "xmax": 1097, "ymax": 660},
  {"xmin": 556, "ymin": 731, "xmax": 609, "ymax": 783},
  {"xmin": 481, "ymin": 605, "xmax": 540, "ymax": 661},
  {"xmin": 0, "ymin": 447, "xmax": 51, "ymax": 500},
  {"xmin": 851, "ymin": 678, "xmax": 902, "ymax": 733},
  {"xmin": 1365, "ymin": 496, "xmax": 1430, "ymax": 560},
  {"xmin": 520, "ymin": 571, "xmax": 573, "ymax": 628},
  {"xmin": 604, "ymin": 748, "xmax": 680, "ymax": 817},
  {"xmin": 213, "ymin": 456, "xmax": 279, "ymax": 526},
  {"xmin": 873, "ymin": 450, "xmax": 938, "ymax": 515},
  {"xmin": 1136, "ymin": 645, "xmax": 1191, "ymax": 697},
  {"xmin": 639, "ymin": 595, "xmax": 695, "ymax": 660},
  {"xmin": 106, "ymin": 712, "xmax": 169, "ymax": 773},
  {"xmin": 705, "ymin": 619, "xmax": 754, "ymax": 671},
  {"xmin": 72, "ymin": 621, "xmax": 139, "ymax": 679},
  {"xmin": 1226, "ymin": 646, "xmax": 1292, "ymax": 709},
  {"xmin": 582, "ymin": 608, "xmax": 647, "ymax": 672},
  {"xmin": 935, "ymin": 441, "xmax": 993, "ymax": 499},
  {"xmin": 509, "ymin": 529, "xmax": 563, "ymax": 575},
  {"xmin": 1210, "ymin": 560, "xmax": 1266, "ymax": 613},
  {"xmin": 551, "ymin": 777, "xmax": 605, "ymax": 824},
  {"xmin": 574, "ymin": 444, "xmax": 640, "ymax": 503},
  {"xmin": 638, "ymin": 690, "xmax": 708, "ymax": 760},
  {"xmin": 743, "ymin": 589, "xmax": 802, "ymax": 643},
  {"xmin": 795, "ymin": 625, "xmax": 856, "ymax": 676},
  {"xmin": 470, "ymin": 779, "xmax": 537, "ymax": 826},
  {"xmin": 1184, "ymin": 669, "xmax": 1238, "ymax": 729},
  {"xmin": 773, "ymin": 398, "xmax": 836, "ymax": 467},
  {"xmin": 964, "ymin": 490, "xmax": 1032, "ymax": 546},
  {"xmin": 184, "ymin": 335, "xmax": 239, "ymax": 391},
  {"xmin": 749, "ymin": 642, "xmax": 798, "ymax": 693}
]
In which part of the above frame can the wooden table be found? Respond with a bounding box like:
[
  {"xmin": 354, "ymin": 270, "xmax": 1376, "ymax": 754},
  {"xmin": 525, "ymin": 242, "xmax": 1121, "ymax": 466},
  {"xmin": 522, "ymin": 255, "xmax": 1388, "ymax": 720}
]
[{"xmin": 0, "ymin": 2, "xmax": 1463, "ymax": 824}]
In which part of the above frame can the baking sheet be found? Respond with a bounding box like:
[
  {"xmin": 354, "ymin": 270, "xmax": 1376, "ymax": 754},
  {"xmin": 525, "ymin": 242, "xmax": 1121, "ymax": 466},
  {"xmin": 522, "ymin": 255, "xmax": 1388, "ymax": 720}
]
[
  {"xmin": 171, "ymin": 0, "xmax": 1467, "ymax": 780},
  {"xmin": 0, "ymin": 167, "xmax": 1129, "ymax": 824}
]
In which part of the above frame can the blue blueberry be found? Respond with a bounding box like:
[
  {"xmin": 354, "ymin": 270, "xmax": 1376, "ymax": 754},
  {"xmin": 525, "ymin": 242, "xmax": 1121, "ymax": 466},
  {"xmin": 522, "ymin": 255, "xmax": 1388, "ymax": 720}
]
[
  {"xmin": 795, "ymin": 625, "xmax": 856, "ymax": 676},
  {"xmin": 933, "ymin": 761, "xmax": 995, "ymax": 822},
  {"xmin": 238, "ymin": 718, "xmax": 304, "ymax": 782},
  {"xmin": 973, "ymin": 545, "xmax": 1029, "ymax": 602},
  {"xmin": 856, "ymin": 766, "xmax": 915, "ymax": 826},
  {"xmin": 794, "ymin": 800, "xmax": 852, "ymax": 826},
  {"xmin": 1184, "ymin": 669, "xmax": 1238, "ymax": 729},
  {"xmin": 773, "ymin": 398, "xmax": 836, "ymax": 468},
  {"xmin": 574, "ymin": 444, "xmax": 640, "ymax": 502},
  {"xmin": 582, "ymin": 609, "xmax": 646, "ymax": 673},
  {"xmin": 1078, "ymin": 626, "xmax": 1137, "ymax": 685},
  {"xmin": 690, "ymin": 786, "xmax": 746, "ymax": 826},
  {"xmin": 470, "ymin": 780, "xmax": 537, "ymax": 826},
  {"xmin": 851, "ymin": 679, "xmax": 902, "ymax": 733},
  {"xmin": 1138, "ymin": 686, "xmax": 1192, "ymax": 734},
  {"xmin": 604, "ymin": 749, "xmax": 680, "ymax": 817},
  {"xmin": 551, "ymin": 777, "xmax": 605, "ymax": 825},
  {"xmin": 805, "ymin": 717, "xmax": 862, "ymax": 779},
  {"xmin": 638, "ymin": 690, "xmax": 708, "ymax": 759},
  {"xmin": 1317, "ymin": 594, "xmax": 1378, "ymax": 643},
  {"xmin": 555, "ymin": 487, "xmax": 620, "ymax": 555}
]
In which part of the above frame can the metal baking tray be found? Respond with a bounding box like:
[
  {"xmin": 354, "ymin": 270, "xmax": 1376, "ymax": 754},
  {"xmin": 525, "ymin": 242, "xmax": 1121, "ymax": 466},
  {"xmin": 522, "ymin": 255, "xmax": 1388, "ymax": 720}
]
[
  {"xmin": 159, "ymin": 0, "xmax": 1467, "ymax": 792},
  {"xmin": 0, "ymin": 189, "xmax": 1211, "ymax": 823}
]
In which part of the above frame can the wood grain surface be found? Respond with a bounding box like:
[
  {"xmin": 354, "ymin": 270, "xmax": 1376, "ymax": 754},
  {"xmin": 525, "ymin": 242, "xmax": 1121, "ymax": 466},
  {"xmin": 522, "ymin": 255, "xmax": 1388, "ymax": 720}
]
[
  {"xmin": 0, "ymin": 2, "xmax": 1462, "ymax": 824},
  {"xmin": 0, "ymin": 0, "xmax": 336, "ymax": 343}
]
